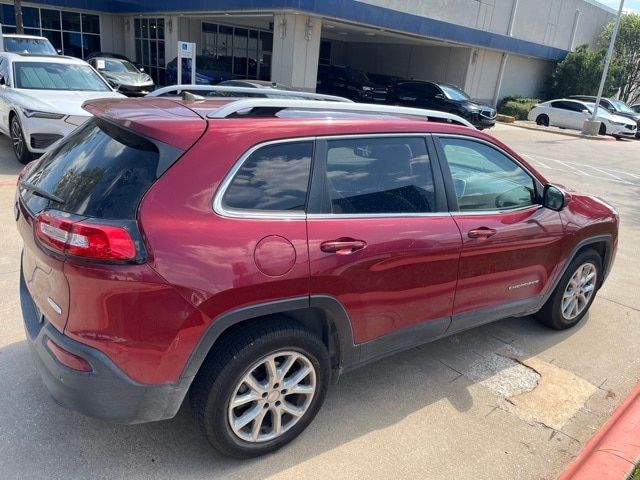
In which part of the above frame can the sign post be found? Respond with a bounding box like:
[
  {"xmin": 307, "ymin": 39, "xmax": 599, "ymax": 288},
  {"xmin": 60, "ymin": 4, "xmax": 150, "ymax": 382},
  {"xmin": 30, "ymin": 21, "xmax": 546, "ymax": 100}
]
[{"xmin": 177, "ymin": 41, "xmax": 196, "ymax": 85}]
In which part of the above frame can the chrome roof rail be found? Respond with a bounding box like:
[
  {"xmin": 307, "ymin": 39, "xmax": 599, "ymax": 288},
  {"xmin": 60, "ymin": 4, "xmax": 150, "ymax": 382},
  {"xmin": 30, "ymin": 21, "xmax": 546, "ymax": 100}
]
[
  {"xmin": 147, "ymin": 84, "xmax": 353, "ymax": 103},
  {"xmin": 207, "ymin": 98, "xmax": 475, "ymax": 128}
]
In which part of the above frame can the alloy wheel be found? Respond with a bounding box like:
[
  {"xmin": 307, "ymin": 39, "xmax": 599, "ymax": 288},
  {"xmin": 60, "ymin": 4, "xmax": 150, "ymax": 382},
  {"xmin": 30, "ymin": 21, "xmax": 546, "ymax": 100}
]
[
  {"xmin": 228, "ymin": 351, "xmax": 316, "ymax": 443},
  {"xmin": 11, "ymin": 119, "xmax": 24, "ymax": 159},
  {"xmin": 561, "ymin": 262, "xmax": 597, "ymax": 320}
]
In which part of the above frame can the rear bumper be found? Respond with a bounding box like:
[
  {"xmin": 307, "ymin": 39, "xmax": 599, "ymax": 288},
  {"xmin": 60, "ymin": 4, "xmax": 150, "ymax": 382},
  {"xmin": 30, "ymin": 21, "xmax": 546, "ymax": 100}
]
[{"xmin": 20, "ymin": 269, "xmax": 189, "ymax": 424}]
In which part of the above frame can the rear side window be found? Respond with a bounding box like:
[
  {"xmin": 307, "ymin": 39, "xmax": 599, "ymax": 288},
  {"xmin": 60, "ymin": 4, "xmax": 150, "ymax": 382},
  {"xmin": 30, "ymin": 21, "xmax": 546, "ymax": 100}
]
[
  {"xmin": 21, "ymin": 118, "xmax": 175, "ymax": 219},
  {"xmin": 222, "ymin": 142, "xmax": 313, "ymax": 212},
  {"xmin": 324, "ymin": 137, "xmax": 435, "ymax": 214}
]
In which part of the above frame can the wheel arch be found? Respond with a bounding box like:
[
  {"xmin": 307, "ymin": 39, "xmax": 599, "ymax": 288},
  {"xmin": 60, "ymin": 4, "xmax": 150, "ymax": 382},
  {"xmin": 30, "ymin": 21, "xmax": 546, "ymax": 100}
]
[{"xmin": 181, "ymin": 296, "xmax": 357, "ymax": 385}]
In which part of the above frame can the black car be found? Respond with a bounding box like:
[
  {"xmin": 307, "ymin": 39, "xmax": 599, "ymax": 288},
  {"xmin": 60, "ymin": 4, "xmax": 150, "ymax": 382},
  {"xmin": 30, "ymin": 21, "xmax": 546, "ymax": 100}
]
[
  {"xmin": 316, "ymin": 65, "xmax": 386, "ymax": 103},
  {"xmin": 388, "ymin": 81, "xmax": 496, "ymax": 129},
  {"xmin": 88, "ymin": 57, "xmax": 155, "ymax": 96},
  {"xmin": 570, "ymin": 95, "xmax": 640, "ymax": 138}
]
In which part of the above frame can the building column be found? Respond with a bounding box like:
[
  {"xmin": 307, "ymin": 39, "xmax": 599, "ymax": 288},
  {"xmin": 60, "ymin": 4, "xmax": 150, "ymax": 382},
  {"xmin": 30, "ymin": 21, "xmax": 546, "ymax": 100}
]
[{"xmin": 271, "ymin": 13, "xmax": 321, "ymax": 91}]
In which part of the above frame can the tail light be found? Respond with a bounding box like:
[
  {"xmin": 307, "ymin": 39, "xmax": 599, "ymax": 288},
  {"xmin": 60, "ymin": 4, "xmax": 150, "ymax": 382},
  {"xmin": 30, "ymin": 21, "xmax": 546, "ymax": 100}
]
[
  {"xmin": 46, "ymin": 338, "xmax": 92, "ymax": 372},
  {"xmin": 35, "ymin": 210, "xmax": 137, "ymax": 261}
]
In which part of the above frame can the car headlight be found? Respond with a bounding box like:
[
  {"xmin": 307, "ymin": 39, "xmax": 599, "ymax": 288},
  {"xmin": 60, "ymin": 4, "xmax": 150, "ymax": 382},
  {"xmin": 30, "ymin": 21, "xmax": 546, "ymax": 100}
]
[
  {"xmin": 21, "ymin": 108, "xmax": 65, "ymax": 119},
  {"xmin": 361, "ymin": 86, "xmax": 374, "ymax": 91},
  {"xmin": 467, "ymin": 104, "xmax": 481, "ymax": 112}
]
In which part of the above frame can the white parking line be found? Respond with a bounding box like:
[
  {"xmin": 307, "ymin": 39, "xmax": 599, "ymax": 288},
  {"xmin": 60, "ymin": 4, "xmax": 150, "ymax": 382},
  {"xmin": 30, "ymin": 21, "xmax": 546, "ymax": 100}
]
[{"xmin": 521, "ymin": 152, "xmax": 639, "ymax": 186}]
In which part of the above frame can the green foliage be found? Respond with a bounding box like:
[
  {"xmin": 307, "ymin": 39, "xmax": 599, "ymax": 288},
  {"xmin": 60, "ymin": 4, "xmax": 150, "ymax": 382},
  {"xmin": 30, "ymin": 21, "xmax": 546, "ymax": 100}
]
[
  {"xmin": 600, "ymin": 13, "xmax": 640, "ymax": 104},
  {"xmin": 543, "ymin": 45, "xmax": 624, "ymax": 100},
  {"xmin": 498, "ymin": 96, "xmax": 540, "ymax": 120}
]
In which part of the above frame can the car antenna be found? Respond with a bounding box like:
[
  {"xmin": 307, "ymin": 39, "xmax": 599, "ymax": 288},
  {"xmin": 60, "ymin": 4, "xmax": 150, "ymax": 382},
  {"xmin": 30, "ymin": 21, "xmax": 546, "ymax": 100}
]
[{"xmin": 182, "ymin": 91, "xmax": 205, "ymax": 102}]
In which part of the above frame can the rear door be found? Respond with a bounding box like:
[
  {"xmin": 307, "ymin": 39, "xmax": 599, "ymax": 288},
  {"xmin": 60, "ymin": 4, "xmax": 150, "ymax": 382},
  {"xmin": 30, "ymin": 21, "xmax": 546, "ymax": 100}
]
[
  {"xmin": 434, "ymin": 135, "xmax": 565, "ymax": 332},
  {"xmin": 306, "ymin": 134, "xmax": 462, "ymax": 349}
]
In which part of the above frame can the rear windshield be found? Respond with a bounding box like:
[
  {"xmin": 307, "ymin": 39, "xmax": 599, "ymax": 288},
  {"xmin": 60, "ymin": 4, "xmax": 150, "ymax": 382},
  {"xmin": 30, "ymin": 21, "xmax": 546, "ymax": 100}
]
[{"xmin": 20, "ymin": 118, "xmax": 174, "ymax": 219}]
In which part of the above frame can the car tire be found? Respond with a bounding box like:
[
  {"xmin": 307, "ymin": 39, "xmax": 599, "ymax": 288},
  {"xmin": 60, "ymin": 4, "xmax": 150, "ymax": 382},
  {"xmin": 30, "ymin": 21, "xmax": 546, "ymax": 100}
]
[
  {"xmin": 599, "ymin": 123, "xmax": 607, "ymax": 136},
  {"xmin": 535, "ymin": 114, "xmax": 549, "ymax": 127},
  {"xmin": 190, "ymin": 319, "xmax": 331, "ymax": 459},
  {"xmin": 535, "ymin": 249, "xmax": 602, "ymax": 330},
  {"xmin": 10, "ymin": 115, "xmax": 33, "ymax": 165}
]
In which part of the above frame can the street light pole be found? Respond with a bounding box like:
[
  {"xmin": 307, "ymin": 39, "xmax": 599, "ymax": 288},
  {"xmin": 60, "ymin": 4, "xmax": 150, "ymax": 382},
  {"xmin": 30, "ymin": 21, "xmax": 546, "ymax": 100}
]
[{"xmin": 590, "ymin": 0, "xmax": 625, "ymax": 122}]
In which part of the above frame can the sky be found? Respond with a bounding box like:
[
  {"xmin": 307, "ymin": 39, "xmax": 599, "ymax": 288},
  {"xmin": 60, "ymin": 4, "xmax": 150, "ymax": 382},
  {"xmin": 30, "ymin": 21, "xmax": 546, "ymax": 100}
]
[{"xmin": 597, "ymin": 0, "xmax": 640, "ymax": 13}]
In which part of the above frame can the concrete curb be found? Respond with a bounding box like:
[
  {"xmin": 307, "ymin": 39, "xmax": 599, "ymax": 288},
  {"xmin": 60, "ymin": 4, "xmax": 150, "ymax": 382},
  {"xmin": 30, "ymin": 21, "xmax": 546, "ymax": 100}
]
[
  {"xmin": 557, "ymin": 382, "xmax": 640, "ymax": 480},
  {"xmin": 497, "ymin": 122, "xmax": 617, "ymax": 141}
]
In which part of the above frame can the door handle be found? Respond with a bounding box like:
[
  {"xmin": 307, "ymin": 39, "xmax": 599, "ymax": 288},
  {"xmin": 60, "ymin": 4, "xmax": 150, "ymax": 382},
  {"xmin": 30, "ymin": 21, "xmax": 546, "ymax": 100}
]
[
  {"xmin": 467, "ymin": 227, "xmax": 497, "ymax": 239},
  {"xmin": 320, "ymin": 238, "xmax": 367, "ymax": 255}
]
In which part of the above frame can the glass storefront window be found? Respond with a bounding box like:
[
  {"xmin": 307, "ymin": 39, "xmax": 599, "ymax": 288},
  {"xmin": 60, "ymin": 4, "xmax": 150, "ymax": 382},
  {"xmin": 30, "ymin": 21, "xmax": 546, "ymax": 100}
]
[
  {"xmin": 134, "ymin": 17, "xmax": 166, "ymax": 86},
  {"xmin": 201, "ymin": 22, "xmax": 273, "ymax": 81},
  {"xmin": 0, "ymin": 6, "xmax": 100, "ymax": 58}
]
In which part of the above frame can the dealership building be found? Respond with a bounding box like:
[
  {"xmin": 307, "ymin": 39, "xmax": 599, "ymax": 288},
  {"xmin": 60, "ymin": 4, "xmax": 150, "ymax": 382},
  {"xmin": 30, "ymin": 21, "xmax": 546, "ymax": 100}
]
[{"xmin": 0, "ymin": 0, "xmax": 615, "ymax": 104}]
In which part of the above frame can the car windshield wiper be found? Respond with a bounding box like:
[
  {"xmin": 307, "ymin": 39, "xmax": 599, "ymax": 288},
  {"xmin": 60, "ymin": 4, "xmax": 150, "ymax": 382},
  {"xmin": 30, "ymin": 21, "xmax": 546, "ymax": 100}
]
[{"xmin": 19, "ymin": 181, "xmax": 65, "ymax": 204}]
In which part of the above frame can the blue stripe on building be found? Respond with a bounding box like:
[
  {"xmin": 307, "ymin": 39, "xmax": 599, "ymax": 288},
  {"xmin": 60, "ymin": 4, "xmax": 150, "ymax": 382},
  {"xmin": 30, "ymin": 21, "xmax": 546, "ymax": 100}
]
[{"xmin": 36, "ymin": 0, "xmax": 568, "ymax": 61}]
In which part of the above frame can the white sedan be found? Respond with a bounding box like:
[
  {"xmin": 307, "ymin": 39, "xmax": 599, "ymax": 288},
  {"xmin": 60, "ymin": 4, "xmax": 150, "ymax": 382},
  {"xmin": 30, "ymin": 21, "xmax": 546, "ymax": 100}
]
[
  {"xmin": 527, "ymin": 99, "xmax": 637, "ymax": 139},
  {"xmin": 0, "ymin": 52, "xmax": 124, "ymax": 163}
]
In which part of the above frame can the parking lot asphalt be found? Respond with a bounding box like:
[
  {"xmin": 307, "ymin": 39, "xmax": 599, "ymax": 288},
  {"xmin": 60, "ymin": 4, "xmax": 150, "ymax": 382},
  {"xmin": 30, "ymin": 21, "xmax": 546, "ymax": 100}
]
[{"xmin": 0, "ymin": 125, "xmax": 638, "ymax": 480}]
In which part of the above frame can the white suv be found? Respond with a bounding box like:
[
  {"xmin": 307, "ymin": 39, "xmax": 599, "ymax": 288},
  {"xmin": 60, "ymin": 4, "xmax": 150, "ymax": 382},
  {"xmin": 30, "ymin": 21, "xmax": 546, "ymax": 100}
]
[
  {"xmin": 1, "ymin": 34, "xmax": 57, "ymax": 55},
  {"xmin": 528, "ymin": 99, "xmax": 637, "ymax": 139},
  {"xmin": 0, "ymin": 52, "xmax": 124, "ymax": 163}
]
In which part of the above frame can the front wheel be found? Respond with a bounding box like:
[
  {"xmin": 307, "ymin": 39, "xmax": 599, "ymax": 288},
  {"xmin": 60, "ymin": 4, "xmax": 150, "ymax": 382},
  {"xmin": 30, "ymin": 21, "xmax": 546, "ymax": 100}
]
[
  {"xmin": 535, "ymin": 249, "xmax": 602, "ymax": 330},
  {"xmin": 535, "ymin": 114, "xmax": 550, "ymax": 126},
  {"xmin": 11, "ymin": 115, "xmax": 33, "ymax": 165},
  {"xmin": 190, "ymin": 320, "xmax": 330, "ymax": 458}
]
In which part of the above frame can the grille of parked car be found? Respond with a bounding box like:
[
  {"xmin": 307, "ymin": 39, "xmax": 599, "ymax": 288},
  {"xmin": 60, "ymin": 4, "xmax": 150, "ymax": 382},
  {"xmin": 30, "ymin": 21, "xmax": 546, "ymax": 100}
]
[
  {"xmin": 30, "ymin": 133, "xmax": 63, "ymax": 150},
  {"xmin": 481, "ymin": 108, "xmax": 497, "ymax": 119}
]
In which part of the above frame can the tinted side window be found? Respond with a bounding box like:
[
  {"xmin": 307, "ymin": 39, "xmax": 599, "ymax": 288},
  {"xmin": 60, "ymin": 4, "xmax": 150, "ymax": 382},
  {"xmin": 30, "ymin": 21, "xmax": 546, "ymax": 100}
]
[
  {"xmin": 566, "ymin": 102, "xmax": 586, "ymax": 112},
  {"xmin": 223, "ymin": 142, "xmax": 313, "ymax": 212},
  {"xmin": 551, "ymin": 101, "xmax": 570, "ymax": 110},
  {"xmin": 440, "ymin": 138, "xmax": 536, "ymax": 211},
  {"xmin": 325, "ymin": 137, "xmax": 435, "ymax": 214},
  {"xmin": 423, "ymin": 83, "xmax": 441, "ymax": 97}
]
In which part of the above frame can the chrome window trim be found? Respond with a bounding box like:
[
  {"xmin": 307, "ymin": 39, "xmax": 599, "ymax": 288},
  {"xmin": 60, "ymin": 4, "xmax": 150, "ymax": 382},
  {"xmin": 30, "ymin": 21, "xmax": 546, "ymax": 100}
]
[
  {"xmin": 307, "ymin": 212, "xmax": 451, "ymax": 219},
  {"xmin": 450, "ymin": 205, "xmax": 543, "ymax": 216},
  {"xmin": 436, "ymin": 133, "xmax": 544, "ymax": 214},
  {"xmin": 212, "ymin": 137, "xmax": 315, "ymax": 220}
]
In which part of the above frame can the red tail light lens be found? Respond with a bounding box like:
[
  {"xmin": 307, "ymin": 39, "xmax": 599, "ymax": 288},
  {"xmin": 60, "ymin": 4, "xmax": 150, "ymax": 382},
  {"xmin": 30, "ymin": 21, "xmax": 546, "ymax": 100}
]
[
  {"xmin": 46, "ymin": 338, "xmax": 93, "ymax": 372},
  {"xmin": 35, "ymin": 210, "xmax": 137, "ymax": 261}
]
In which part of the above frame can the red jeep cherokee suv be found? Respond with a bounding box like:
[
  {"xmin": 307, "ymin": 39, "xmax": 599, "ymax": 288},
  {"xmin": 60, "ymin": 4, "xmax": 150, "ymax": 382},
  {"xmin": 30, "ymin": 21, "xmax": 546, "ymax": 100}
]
[{"xmin": 16, "ymin": 94, "xmax": 618, "ymax": 458}]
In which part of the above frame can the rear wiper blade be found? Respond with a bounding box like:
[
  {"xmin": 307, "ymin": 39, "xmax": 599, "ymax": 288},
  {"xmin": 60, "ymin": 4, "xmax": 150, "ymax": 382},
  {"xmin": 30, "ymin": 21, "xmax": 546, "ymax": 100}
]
[{"xmin": 19, "ymin": 181, "xmax": 65, "ymax": 204}]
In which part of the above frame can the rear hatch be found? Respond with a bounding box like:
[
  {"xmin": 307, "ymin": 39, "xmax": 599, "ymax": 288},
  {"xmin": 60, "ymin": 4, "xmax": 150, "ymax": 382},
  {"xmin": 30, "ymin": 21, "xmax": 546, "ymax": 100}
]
[{"xmin": 16, "ymin": 98, "xmax": 206, "ymax": 332}]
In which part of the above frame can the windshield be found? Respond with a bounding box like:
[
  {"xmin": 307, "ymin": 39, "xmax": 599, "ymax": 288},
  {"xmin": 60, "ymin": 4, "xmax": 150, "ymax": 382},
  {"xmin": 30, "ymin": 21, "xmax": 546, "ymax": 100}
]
[
  {"xmin": 97, "ymin": 59, "xmax": 139, "ymax": 73},
  {"xmin": 586, "ymin": 103, "xmax": 613, "ymax": 117},
  {"xmin": 612, "ymin": 100, "xmax": 636, "ymax": 114},
  {"xmin": 4, "ymin": 37, "xmax": 57, "ymax": 55},
  {"xmin": 440, "ymin": 85, "xmax": 471, "ymax": 101},
  {"xmin": 346, "ymin": 68, "xmax": 370, "ymax": 84},
  {"xmin": 14, "ymin": 62, "xmax": 110, "ymax": 91}
]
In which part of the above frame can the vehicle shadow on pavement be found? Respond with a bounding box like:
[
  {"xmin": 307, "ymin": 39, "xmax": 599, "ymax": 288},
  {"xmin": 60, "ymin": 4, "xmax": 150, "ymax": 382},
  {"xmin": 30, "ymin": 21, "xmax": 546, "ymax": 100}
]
[
  {"xmin": 0, "ymin": 136, "xmax": 22, "ymax": 177},
  {"xmin": 0, "ymin": 315, "xmax": 585, "ymax": 479}
]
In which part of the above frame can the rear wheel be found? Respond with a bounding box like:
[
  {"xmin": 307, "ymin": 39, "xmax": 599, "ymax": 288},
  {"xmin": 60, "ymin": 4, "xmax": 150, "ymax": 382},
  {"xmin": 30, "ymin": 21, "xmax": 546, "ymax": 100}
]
[
  {"xmin": 190, "ymin": 320, "xmax": 330, "ymax": 458},
  {"xmin": 535, "ymin": 114, "xmax": 549, "ymax": 127},
  {"xmin": 535, "ymin": 249, "xmax": 602, "ymax": 330},
  {"xmin": 11, "ymin": 115, "xmax": 33, "ymax": 165}
]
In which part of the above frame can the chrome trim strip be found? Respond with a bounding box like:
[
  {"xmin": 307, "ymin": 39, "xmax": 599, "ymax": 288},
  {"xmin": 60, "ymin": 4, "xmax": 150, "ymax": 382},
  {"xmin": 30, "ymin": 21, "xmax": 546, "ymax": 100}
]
[
  {"xmin": 307, "ymin": 213, "xmax": 451, "ymax": 219},
  {"xmin": 213, "ymin": 137, "xmax": 316, "ymax": 219},
  {"xmin": 449, "ymin": 205, "xmax": 543, "ymax": 216}
]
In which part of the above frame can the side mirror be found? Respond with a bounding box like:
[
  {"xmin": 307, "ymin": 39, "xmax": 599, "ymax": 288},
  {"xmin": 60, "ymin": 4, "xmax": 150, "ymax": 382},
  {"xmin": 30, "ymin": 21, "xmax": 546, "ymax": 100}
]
[
  {"xmin": 582, "ymin": 109, "xmax": 590, "ymax": 114},
  {"xmin": 0, "ymin": 75, "xmax": 5, "ymax": 86},
  {"xmin": 139, "ymin": 66, "xmax": 145, "ymax": 72},
  {"xmin": 543, "ymin": 185, "xmax": 566, "ymax": 211},
  {"xmin": 57, "ymin": 49, "xmax": 62, "ymax": 55},
  {"xmin": 435, "ymin": 94, "xmax": 444, "ymax": 100}
]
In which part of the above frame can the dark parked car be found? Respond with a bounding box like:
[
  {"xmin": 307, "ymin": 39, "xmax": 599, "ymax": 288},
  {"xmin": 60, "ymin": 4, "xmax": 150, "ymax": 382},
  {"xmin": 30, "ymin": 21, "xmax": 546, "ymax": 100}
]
[
  {"xmin": 570, "ymin": 95, "xmax": 640, "ymax": 138},
  {"xmin": 88, "ymin": 57, "xmax": 154, "ymax": 96},
  {"xmin": 165, "ymin": 55, "xmax": 232, "ymax": 85},
  {"xmin": 17, "ymin": 95, "xmax": 618, "ymax": 459},
  {"xmin": 366, "ymin": 72, "xmax": 404, "ymax": 88},
  {"xmin": 388, "ymin": 81, "xmax": 497, "ymax": 129},
  {"xmin": 316, "ymin": 64, "xmax": 387, "ymax": 103}
]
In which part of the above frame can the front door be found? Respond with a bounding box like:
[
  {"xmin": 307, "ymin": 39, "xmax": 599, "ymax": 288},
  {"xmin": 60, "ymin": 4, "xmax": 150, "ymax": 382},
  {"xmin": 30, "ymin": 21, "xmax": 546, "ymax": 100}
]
[
  {"xmin": 435, "ymin": 136, "xmax": 565, "ymax": 331},
  {"xmin": 307, "ymin": 135, "xmax": 462, "ymax": 348}
]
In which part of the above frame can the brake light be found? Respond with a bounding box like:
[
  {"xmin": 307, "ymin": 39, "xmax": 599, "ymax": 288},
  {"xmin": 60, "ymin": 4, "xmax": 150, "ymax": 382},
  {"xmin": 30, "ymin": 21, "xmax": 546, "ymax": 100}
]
[{"xmin": 35, "ymin": 210, "xmax": 137, "ymax": 261}]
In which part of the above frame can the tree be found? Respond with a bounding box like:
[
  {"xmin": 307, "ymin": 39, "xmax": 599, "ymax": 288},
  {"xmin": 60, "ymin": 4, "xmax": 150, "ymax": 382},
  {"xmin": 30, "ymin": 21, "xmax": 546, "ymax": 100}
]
[
  {"xmin": 600, "ymin": 13, "xmax": 640, "ymax": 104},
  {"xmin": 14, "ymin": 0, "xmax": 24, "ymax": 34},
  {"xmin": 543, "ymin": 45, "xmax": 623, "ymax": 100}
]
